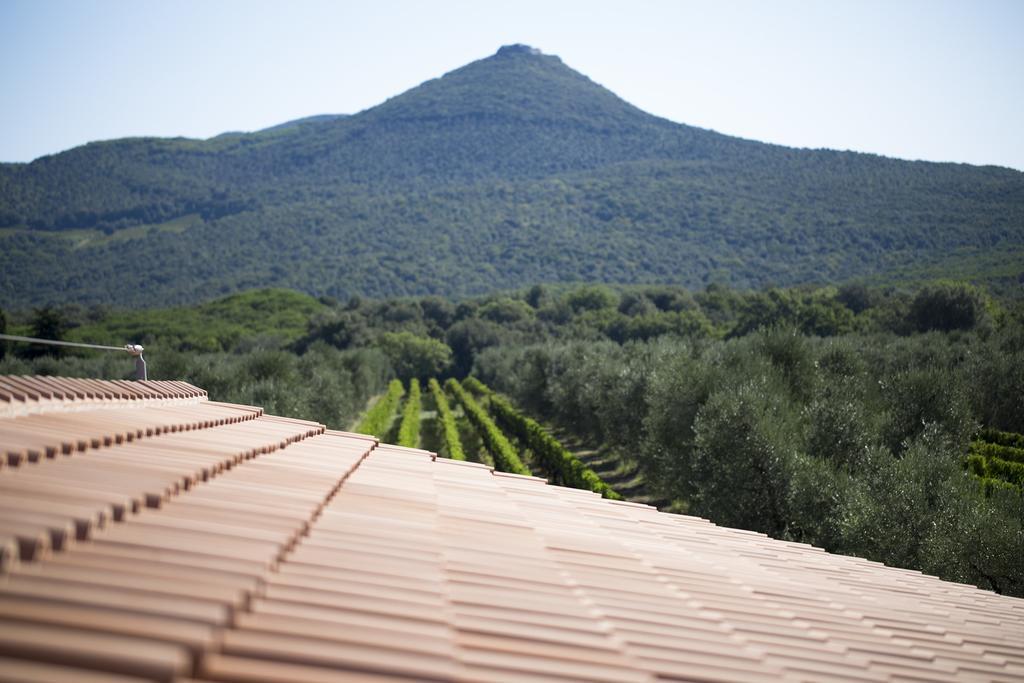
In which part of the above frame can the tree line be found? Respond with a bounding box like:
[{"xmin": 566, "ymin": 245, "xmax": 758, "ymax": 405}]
[{"xmin": 473, "ymin": 321, "xmax": 1023, "ymax": 595}]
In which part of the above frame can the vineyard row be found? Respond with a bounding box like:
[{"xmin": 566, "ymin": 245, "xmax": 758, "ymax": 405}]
[
  {"xmin": 355, "ymin": 378, "xmax": 404, "ymax": 439},
  {"xmin": 356, "ymin": 377, "xmax": 624, "ymax": 500},
  {"xmin": 397, "ymin": 378, "xmax": 422, "ymax": 448},
  {"xmin": 429, "ymin": 378, "xmax": 465, "ymax": 460}
]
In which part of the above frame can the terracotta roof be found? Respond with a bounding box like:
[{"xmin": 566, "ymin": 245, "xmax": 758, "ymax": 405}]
[{"xmin": 1, "ymin": 375, "xmax": 1022, "ymax": 682}]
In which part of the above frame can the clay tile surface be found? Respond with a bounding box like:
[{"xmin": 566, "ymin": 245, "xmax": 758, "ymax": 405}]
[{"xmin": 1, "ymin": 373, "xmax": 1023, "ymax": 682}]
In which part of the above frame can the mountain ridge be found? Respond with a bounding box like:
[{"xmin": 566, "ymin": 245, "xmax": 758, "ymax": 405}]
[
  {"xmin": 1, "ymin": 44, "xmax": 1021, "ymax": 307},
  {"xmin": 4, "ymin": 44, "xmax": 1019, "ymax": 171}
]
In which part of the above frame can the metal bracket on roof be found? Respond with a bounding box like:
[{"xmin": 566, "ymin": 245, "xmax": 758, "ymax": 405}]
[{"xmin": 125, "ymin": 344, "xmax": 147, "ymax": 381}]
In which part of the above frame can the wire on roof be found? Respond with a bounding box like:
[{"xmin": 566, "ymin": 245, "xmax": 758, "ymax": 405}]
[
  {"xmin": 0, "ymin": 334, "xmax": 147, "ymax": 380},
  {"xmin": 0, "ymin": 333, "xmax": 129, "ymax": 352}
]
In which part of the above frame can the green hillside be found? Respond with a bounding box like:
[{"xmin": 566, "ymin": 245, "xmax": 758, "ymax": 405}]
[
  {"xmin": 65, "ymin": 288, "xmax": 327, "ymax": 352},
  {"xmin": 2, "ymin": 44, "xmax": 1022, "ymax": 307}
]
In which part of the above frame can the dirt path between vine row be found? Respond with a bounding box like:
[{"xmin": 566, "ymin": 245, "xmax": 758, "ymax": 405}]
[{"xmin": 546, "ymin": 425, "xmax": 669, "ymax": 509}]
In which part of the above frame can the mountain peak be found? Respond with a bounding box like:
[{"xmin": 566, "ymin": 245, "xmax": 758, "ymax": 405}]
[
  {"xmin": 495, "ymin": 44, "xmax": 545, "ymax": 57},
  {"xmin": 362, "ymin": 42, "xmax": 644, "ymax": 130},
  {"xmin": 492, "ymin": 43, "xmax": 561, "ymax": 64}
]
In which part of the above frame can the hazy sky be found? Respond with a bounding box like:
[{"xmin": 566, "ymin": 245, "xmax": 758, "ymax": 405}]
[{"xmin": 1, "ymin": 0, "xmax": 1021, "ymax": 169}]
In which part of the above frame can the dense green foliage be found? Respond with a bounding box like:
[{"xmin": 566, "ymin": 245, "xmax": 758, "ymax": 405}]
[
  {"xmin": 377, "ymin": 332, "xmax": 452, "ymax": 382},
  {"xmin": 2, "ymin": 46, "xmax": 1022, "ymax": 307},
  {"xmin": 908, "ymin": 281, "xmax": 994, "ymax": 333},
  {"xmin": 461, "ymin": 376, "xmax": 491, "ymax": 396},
  {"xmin": 966, "ymin": 432, "xmax": 1024, "ymax": 493},
  {"xmin": 978, "ymin": 428, "xmax": 1024, "ymax": 450},
  {"xmin": 429, "ymin": 377, "xmax": 464, "ymax": 460},
  {"xmin": 397, "ymin": 378, "xmax": 422, "ymax": 448},
  {"xmin": 969, "ymin": 440, "xmax": 1024, "ymax": 466},
  {"xmin": 356, "ymin": 379, "xmax": 404, "ymax": 439},
  {"xmin": 474, "ymin": 321, "xmax": 1024, "ymax": 595},
  {"xmin": 484, "ymin": 385, "xmax": 621, "ymax": 499},
  {"xmin": 65, "ymin": 289, "xmax": 327, "ymax": 352},
  {"xmin": 446, "ymin": 378, "xmax": 530, "ymax": 475},
  {"xmin": 967, "ymin": 455, "xmax": 1024, "ymax": 489},
  {"xmin": 283, "ymin": 279, "xmax": 1016, "ymax": 382}
]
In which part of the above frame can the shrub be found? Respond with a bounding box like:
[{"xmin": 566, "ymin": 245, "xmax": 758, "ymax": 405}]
[
  {"xmin": 429, "ymin": 378, "xmax": 464, "ymax": 460},
  {"xmin": 880, "ymin": 366, "xmax": 975, "ymax": 454},
  {"xmin": 446, "ymin": 378, "xmax": 529, "ymax": 475},
  {"xmin": 356, "ymin": 379, "xmax": 404, "ymax": 439},
  {"xmin": 979, "ymin": 428, "xmax": 1024, "ymax": 450},
  {"xmin": 690, "ymin": 375, "xmax": 799, "ymax": 536},
  {"xmin": 983, "ymin": 457, "xmax": 1024, "ymax": 488},
  {"xmin": 462, "ymin": 376, "xmax": 490, "ymax": 395},
  {"xmin": 908, "ymin": 281, "xmax": 990, "ymax": 333},
  {"xmin": 920, "ymin": 472, "xmax": 1024, "ymax": 596},
  {"xmin": 840, "ymin": 428, "xmax": 964, "ymax": 573},
  {"xmin": 970, "ymin": 440, "xmax": 1024, "ymax": 465},
  {"xmin": 378, "ymin": 331, "xmax": 452, "ymax": 381},
  {"xmin": 484, "ymin": 385, "xmax": 620, "ymax": 499},
  {"xmin": 565, "ymin": 285, "xmax": 618, "ymax": 313},
  {"xmin": 397, "ymin": 378, "xmax": 422, "ymax": 448}
]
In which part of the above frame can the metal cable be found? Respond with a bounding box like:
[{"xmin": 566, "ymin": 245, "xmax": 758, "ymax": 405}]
[{"xmin": 0, "ymin": 333, "xmax": 131, "ymax": 352}]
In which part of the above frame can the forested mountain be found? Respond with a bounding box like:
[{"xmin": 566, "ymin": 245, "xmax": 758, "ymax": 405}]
[{"xmin": 2, "ymin": 44, "xmax": 1022, "ymax": 307}]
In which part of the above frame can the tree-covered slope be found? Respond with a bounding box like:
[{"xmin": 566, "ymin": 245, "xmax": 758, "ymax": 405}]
[{"xmin": 1, "ymin": 44, "xmax": 1022, "ymax": 307}]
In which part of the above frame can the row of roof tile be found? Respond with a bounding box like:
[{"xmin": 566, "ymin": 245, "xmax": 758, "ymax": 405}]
[{"xmin": 0, "ymin": 375, "xmax": 207, "ymax": 420}]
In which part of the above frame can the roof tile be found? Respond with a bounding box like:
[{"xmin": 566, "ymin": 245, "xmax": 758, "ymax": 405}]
[{"xmin": 1, "ymin": 374, "xmax": 1022, "ymax": 682}]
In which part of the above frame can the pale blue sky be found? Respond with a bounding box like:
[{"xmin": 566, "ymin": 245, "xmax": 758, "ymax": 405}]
[{"xmin": 1, "ymin": 0, "xmax": 1021, "ymax": 169}]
